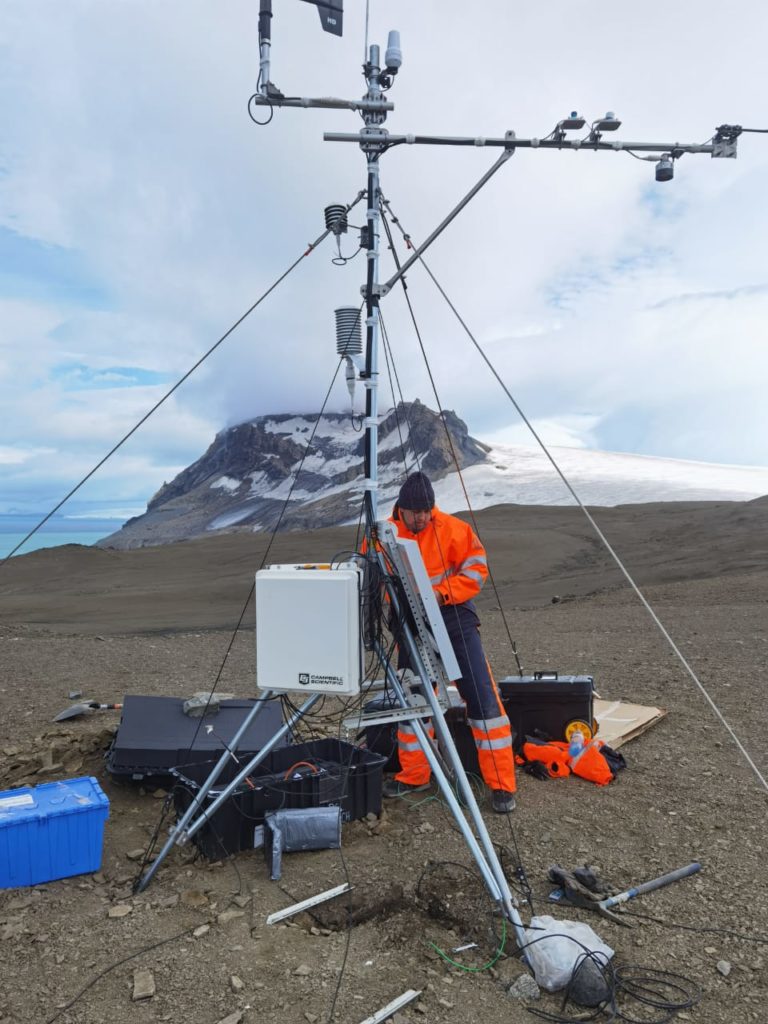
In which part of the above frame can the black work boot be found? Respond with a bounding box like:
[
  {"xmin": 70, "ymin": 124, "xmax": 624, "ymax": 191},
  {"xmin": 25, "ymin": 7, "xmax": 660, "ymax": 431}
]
[{"xmin": 491, "ymin": 789, "xmax": 516, "ymax": 813}]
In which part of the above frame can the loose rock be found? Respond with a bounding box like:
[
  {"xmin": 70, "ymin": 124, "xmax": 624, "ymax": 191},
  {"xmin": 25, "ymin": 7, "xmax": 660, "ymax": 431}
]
[
  {"xmin": 215, "ymin": 1012, "xmax": 244, "ymax": 1024},
  {"xmin": 507, "ymin": 975, "xmax": 541, "ymax": 1001},
  {"xmin": 132, "ymin": 968, "xmax": 155, "ymax": 1001},
  {"xmin": 218, "ymin": 910, "xmax": 245, "ymax": 925},
  {"xmin": 181, "ymin": 890, "xmax": 209, "ymax": 908},
  {"xmin": 107, "ymin": 905, "xmax": 132, "ymax": 919}
]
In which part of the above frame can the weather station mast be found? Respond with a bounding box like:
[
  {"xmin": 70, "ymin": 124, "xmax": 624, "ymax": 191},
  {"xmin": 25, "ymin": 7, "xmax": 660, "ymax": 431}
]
[{"xmin": 137, "ymin": 0, "xmax": 747, "ymax": 950}]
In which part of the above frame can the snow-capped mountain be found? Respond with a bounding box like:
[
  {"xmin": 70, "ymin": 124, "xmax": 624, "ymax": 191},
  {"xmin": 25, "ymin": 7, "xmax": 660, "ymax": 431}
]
[{"xmin": 100, "ymin": 401, "xmax": 768, "ymax": 549}]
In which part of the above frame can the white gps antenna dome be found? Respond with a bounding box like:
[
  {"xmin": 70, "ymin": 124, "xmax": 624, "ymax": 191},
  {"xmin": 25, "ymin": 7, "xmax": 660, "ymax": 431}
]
[{"xmin": 385, "ymin": 31, "xmax": 402, "ymax": 73}]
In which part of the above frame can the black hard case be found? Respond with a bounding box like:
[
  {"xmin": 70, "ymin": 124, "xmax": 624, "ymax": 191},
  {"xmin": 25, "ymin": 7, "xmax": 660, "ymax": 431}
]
[
  {"xmin": 106, "ymin": 694, "xmax": 286, "ymax": 783},
  {"xmin": 499, "ymin": 673, "xmax": 594, "ymax": 749}
]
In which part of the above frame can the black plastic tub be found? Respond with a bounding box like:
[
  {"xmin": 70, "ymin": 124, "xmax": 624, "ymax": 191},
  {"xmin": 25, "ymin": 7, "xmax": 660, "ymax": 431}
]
[{"xmin": 171, "ymin": 738, "xmax": 387, "ymax": 859}]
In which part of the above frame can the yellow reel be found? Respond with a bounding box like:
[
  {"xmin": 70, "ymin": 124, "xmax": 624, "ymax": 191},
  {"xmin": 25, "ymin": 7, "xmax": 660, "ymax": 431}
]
[{"xmin": 564, "ymin": 719, "xmax": 595, "ymax": 743}]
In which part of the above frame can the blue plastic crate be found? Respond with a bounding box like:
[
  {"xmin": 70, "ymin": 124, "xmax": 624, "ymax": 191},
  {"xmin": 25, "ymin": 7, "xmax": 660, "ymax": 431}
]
[{"xmin": 0, "ymin": 776, "xmax": 110, "ymax": 889}]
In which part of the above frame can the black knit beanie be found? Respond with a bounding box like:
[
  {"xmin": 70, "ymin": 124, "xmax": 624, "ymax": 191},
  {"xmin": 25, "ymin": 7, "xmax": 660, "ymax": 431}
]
[{"xmin": 397, "ymin": 472, "xmax": 435, "ymax": 511}]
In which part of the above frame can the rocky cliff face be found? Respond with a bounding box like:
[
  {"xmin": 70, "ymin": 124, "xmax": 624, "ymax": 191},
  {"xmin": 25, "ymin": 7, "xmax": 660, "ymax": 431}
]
[{"xmin": 100, "ymin": 401, "xmax": 489, "ymax": 549}]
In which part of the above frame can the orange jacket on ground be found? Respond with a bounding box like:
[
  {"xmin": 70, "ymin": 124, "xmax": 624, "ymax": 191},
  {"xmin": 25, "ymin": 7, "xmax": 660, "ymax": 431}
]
[{"xmin": 522, "ymin": 739, "xmax": 614, "ymax": 786}]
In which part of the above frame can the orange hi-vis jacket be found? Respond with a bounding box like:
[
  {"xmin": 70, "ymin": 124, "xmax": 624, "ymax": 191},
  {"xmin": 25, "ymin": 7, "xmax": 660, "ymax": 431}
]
[
  {"xmin": 386, "ymin": 506, "xmax": 516, "ymax": 794},
  {"xmin": 521, "ymin": 739, "xmax": 614, "ymax": 786},
  {"xmin": 390, "ymin": 506, "xmax": 488, "ymax": 606}
]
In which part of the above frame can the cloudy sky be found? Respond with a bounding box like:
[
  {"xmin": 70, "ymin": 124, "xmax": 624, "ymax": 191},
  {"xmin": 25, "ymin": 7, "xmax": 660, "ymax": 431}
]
[{"xmin": 1, "ymin": 1, "xmax": 767, "ymax": 515}]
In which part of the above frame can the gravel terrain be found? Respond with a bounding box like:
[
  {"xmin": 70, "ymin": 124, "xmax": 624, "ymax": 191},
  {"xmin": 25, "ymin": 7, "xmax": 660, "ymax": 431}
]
[{"xmin": 0, "ymin": 502, "xmax": 766, "ymax": 1024}]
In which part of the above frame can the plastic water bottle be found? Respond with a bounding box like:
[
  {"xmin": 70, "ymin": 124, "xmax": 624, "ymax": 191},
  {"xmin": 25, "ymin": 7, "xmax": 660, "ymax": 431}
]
[{"xmin": 568, "ymin": 729, "xmax": 585, "ymax": 760}]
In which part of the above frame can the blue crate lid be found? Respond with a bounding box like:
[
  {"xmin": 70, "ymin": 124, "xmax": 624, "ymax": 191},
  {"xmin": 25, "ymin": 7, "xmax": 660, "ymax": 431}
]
[{"xmin": 0, "ymin": 776, "xmax": 109, "ymax": 826}]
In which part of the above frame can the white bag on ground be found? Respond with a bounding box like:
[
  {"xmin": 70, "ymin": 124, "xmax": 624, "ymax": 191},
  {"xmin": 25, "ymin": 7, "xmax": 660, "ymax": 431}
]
[{"xmin": 524, "ymin": 915, "xmax": 614, "ymax": 993}]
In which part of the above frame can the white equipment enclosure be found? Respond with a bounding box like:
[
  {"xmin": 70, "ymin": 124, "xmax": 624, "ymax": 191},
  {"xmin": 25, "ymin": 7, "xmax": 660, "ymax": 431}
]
[{"xmin": 255, "ymin": 563, "xmax": 363, "ymax": 695}]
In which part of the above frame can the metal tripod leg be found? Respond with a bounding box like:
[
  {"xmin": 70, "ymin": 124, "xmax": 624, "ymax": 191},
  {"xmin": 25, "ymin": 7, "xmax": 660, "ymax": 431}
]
[
  {"xmin": 135, "ymin": 690, "xmax": 313, "ymax": 892},
  {"xmin": 374, "ymin": 640, "xmax": 527, "ymax": 949}
]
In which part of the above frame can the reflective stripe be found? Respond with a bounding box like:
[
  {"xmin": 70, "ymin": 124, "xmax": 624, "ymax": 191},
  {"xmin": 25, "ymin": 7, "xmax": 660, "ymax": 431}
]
[
  {"xmin": 476, "ymin": 735, "xmax": 513, "ymax": 751},
  {"xmin": 433, "ymin": 565, "xmax": 486, "ymax": 587},
  {"xmin": 397, "ymin": 736, "xmax": 422, "ymax": 750},
  {"xmin": 460, "ymin": 555, "xmax": 487, "ymax": 571},
  {"xmin": 468, "ymin": 715, "xmax": 509, "ymax": 731},
  {"xmin": 398, "ymin": 723, "xmax": 434, "ymax": 738}
]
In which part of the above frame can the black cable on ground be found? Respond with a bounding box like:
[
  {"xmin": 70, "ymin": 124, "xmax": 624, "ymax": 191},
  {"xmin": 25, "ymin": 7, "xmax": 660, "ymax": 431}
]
[
  {"xmin": 51, "ymin": 788, "xmax": 249, "ymax": 1024},
  {"xmin": 44, "ymin": 923, "xmax": 200, "ymax": 1024},
  {"xmin": 618, "ymin": 908, "xmax": 768, "ymax": 945},
  {"xmin": 513, "ymin": 927, "xmax": 701, "ymax": 1024}
]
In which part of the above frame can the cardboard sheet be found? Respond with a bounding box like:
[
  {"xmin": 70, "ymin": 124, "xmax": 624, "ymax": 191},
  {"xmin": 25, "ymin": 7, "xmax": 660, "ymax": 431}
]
[{"xmin": 593, "ymin": 698, "xmax": 666, "ymax": 748}]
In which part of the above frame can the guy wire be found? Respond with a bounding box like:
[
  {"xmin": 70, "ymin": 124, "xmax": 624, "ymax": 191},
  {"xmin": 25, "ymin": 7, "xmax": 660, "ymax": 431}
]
[
  {"xmin": 173, "ymin": 359, "xmax": 345, "ymax": 765},
  {"xmin": 380, "ymin": 196, "xmax": 768, "ymax": 796},
  {"xmin": 378, "ymin": 215, "xmax": 529, "ymax": 911},
  {"xmin": 380, "ymin": 203, "xmax": 524, "ymax": 677},
  {"xmin": 2, "ymin": 190, "xmax": 366, "ymax": 567}
]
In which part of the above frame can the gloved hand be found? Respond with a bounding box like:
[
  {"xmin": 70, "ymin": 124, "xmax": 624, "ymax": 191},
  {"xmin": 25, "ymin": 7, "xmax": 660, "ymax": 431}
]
[{"xmin": 521, "ymin": 760, "xmax": 551, "ymax": 781}]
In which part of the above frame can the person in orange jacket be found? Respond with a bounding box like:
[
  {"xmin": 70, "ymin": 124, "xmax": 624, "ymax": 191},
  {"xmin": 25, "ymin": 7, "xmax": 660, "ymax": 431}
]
[{"xmin": 382, "ymin": 471, "xmax": 517, "ymax": 813}]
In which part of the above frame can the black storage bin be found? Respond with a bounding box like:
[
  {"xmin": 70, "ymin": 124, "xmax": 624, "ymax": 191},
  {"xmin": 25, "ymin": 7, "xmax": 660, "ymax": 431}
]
[
  {"xmin": 499, "ymin": 673, "xmax": 594, "ymax": 750},
  {"xmin": 171, "ymin": 738, "xmax": 387, "ymax": 859},
  {"xmin": 106, "ymin": 695, "xmax": 286, "ymax": 784}
]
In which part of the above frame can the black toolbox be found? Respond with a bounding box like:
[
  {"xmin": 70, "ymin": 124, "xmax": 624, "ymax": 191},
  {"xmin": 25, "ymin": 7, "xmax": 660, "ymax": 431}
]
[{"xmin": 499, "ymin": 672, "xmax": 595, "ymax": 750}]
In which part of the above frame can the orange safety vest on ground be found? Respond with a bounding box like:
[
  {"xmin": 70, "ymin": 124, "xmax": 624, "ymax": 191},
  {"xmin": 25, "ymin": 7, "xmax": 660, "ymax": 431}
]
[
  {"xmin": 522, "ymin": 739, "xmax": 615, "ymax": 786},
  {"xmin": 385, "ymin": 505, "xmax": 516, "ymax": 794}
]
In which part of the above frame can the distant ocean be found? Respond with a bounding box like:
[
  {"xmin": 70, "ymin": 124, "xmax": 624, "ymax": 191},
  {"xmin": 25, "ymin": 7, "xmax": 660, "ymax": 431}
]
[{"xmin": 0, "ymin": 514, "xmax": 132, "ymax": 559}]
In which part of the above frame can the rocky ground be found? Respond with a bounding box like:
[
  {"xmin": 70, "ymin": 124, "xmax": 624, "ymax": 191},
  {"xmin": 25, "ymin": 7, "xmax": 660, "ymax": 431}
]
[{"xmin": 0, "ymin": 504, "xmax": 766, "ymax": 1024}]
